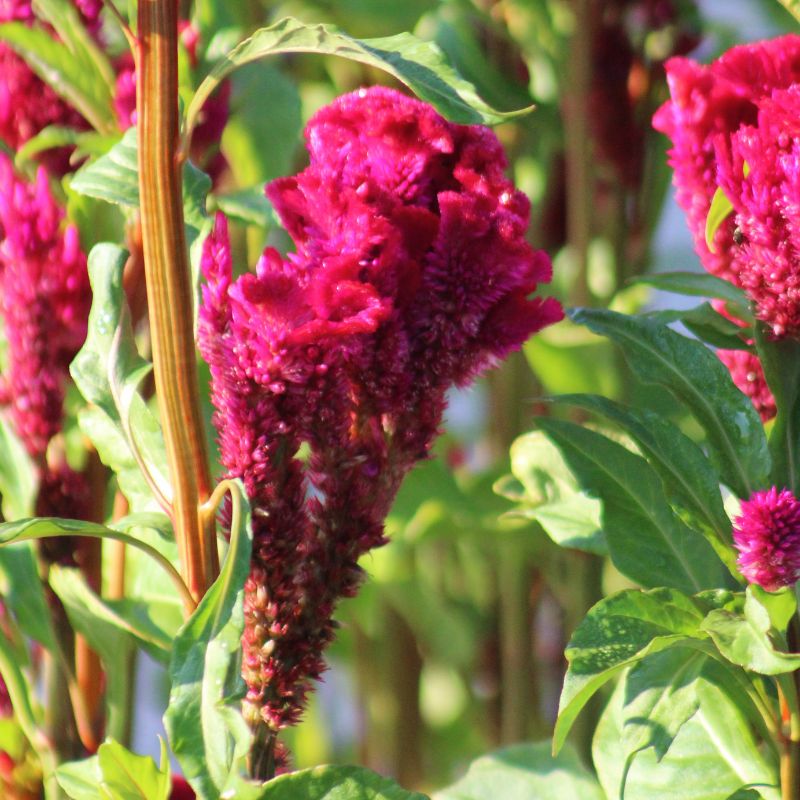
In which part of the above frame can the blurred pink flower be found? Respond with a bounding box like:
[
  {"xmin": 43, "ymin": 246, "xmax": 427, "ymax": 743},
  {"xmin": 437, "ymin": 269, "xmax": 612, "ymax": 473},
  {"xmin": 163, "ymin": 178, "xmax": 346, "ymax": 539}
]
[
  {"xmin": 718, "ymin": 349, "xmax": 776, "ymax": 422},
  {"xmin": 0, "ymin": 155, "xmax": 90, "ymax": 457}
]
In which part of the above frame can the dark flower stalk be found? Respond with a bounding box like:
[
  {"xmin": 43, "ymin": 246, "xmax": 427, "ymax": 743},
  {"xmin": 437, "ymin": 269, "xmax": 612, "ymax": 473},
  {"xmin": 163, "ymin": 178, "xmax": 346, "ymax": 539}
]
[{"xmin": 198, "ymin": 86, "xmax": 562, "ymax": 770}]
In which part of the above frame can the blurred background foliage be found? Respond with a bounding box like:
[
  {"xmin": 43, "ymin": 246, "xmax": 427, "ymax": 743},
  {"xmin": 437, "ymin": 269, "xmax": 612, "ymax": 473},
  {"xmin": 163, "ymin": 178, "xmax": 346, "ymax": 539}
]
[{"xmin": 151, "ymin": 0, "xmax": 798, "ymax": 792}]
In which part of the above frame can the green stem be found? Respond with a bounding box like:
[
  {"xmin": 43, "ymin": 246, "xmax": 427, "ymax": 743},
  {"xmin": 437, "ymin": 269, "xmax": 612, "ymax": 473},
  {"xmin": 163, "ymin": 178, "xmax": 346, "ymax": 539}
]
[{"xmin": 137, "ymin": 0, "xmax": 217, "ymax": 602}]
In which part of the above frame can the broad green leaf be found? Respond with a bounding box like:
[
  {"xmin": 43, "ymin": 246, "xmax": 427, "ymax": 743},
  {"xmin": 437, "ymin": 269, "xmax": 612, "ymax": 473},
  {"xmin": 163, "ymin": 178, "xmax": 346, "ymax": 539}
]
[
  {"xmin": 433, "ymin": 742, "xmax": 603, "ymax": 800},
  {"xmin": 70, "ymin": 244, "xmax": 169, "ymax": 512},
  {"xmin": 71, "ymin": 130, "xmax": 213, "ymax": 321},
  {"xmin": 536, "ymin": 418, "xmax": 725, "ymax": 592},
  {"xmin": 778, "ymin": 0, "xmax": 800, "ymax": 24},
  {"xmin": 755, "ymin": 325, "xmax": 800, "ymax": 494},
  {"xmin": 593, "ymin": 670, "xmax": 779, "ymax": 800},
  {"xmin": 553, "ymin": 587, "xmax": 725, "ymax": 753},
  {"xmin": 0, "ymin": 414, "xmax": 37, "ymax": 520},
  {"xmin": 57, "ymin": 756, "xmax": 103, "ymax": 800},
  {"xmin": 0, "ymin": 21, "xmax": 115, "ymax": 134},
  {"xmin": 631, "ymin": 272, "xmax": 750, "ymax": 317},
  {"xmin": 97, "ymin": 739, "xmax": 171, "ymax": 800},
  {"xmin": 571, "ymin": 309, "xmax": 770, "ymax": 498},
  {"xmin": 0, "ymin": 517, "xmax": 193, "ymax": 611},
  {"xmin": 551, "ymin": 395, "xmax": 737, "ymax": 577},
  {"xmin": 214, "ymin": 187, "xmax": 277, "ymax": 229},
  {"xmin": 643, "ymin": 303, "xmax": 752, "ymax": 351},
  {"xmin": 501, "ymin": 430, "xmax": 604, "ymax": 554},
  {"xmin": 221, "ymin": 63, "xmax": 302, "ymax": 186},
  {"xmin": 163, "ymin": 480, "xmax": 257, "ymax": 800},
  {"xmin": 705, "ymin": 186, "xmax": 735, "ymax": 253},
  {"xmin": 49, "ymin": 567, "xmax": 136, "ymax": 740},
  {"xmin": 260, "ymin": 765, "xmax": 430, "ymax": 799},
  {"xmin": 619, "ymin": 649, "xmax": 707, "ymax": 797},
  {"xmin": 749, "ymin": 585, "xmax": 796, "ymax": 634},
  {"xmin": 0, "ymin": 542, "xmax": 56, "ymax": 651},
  {"xmin": 185, "ymin": 16, "xmax": 531, "ymax": 142},
  {"xmin": 701, "ymin": 587, "xmax": 800, "ymax": 675}
]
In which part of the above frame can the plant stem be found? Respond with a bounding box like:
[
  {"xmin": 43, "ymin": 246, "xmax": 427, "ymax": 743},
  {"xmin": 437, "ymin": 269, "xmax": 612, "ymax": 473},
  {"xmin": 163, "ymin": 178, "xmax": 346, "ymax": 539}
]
[{"xmin": 136, "ymin": 0, "xmax": 218, "ymax": 601}]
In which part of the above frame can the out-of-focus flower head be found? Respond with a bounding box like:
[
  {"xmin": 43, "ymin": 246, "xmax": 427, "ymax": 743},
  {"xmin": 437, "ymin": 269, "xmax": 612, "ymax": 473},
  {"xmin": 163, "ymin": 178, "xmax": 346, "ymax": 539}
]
[
  {"xmin": 199, "ymin": 86, "xmax": 562, "ymax": 734},
  {"xmin": 734, "ymin": 486, "xmax": 800, "ymax": 590},
  {"xmin": 0, "ymin": 0, "xmax": 102, "ymax": 172},
  {"xmin": 718, "ymin": 349, "xmax": 776, "ymax": 422},
  {"xmin": 0, "ymin": 155, "xmax": 90, "ymax": 457},
  {"xmin": 654, "ymin": 35, "xmax": 800, "ymax": 336}
]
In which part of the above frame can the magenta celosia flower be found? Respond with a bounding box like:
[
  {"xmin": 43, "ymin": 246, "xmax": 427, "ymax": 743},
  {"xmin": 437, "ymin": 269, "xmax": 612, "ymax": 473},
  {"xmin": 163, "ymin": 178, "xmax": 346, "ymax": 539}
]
[
  {"xmin": 654, "ymin": 35, "xmax": 800, "ymax": 336},
  {"xmin": 0, "ymin": 0, "xmax": 101, "ymax": 173},
  {"xmin": 0, "ymin": 155, "xmax": 90, "ymax": 458},
  {"xmin": 718, "ymin": 349, "xmax": 776, "ymax": 422},
  {"xmin": 733, "ymin": 487, "xmax": 800, "ymax": 590},
  {"xmin": 199, "ymin": 86, "xmax": 562, "ymax": 737}
]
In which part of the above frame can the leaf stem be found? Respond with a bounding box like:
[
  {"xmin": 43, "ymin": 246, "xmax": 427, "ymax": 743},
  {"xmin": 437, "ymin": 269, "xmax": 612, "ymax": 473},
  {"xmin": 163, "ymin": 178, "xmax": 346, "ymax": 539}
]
[{"xmin": 136, "ymin": 0, "xmax": 218, "ymax": 601}]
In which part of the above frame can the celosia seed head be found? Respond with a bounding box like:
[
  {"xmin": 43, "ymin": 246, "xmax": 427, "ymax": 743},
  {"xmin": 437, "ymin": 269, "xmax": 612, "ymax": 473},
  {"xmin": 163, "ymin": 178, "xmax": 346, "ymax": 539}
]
[{"xmin": 733, "ymin": 487, "xmax": 800, "ymax": 590}]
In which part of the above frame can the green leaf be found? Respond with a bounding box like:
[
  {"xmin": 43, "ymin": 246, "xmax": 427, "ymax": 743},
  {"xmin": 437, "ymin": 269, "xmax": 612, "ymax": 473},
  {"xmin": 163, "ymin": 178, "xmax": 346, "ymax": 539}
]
[
  {"xmin": 214, "ymin": 187, "xmax": 278, "ymax": 229},
  {"xmin": 501, "ymin": 430, "xmax": 605, "ymax": 554},
  {"xmin": 0, "ymin": 21, "xmax": 115, "ymax": 134},
  {"xmin": 49, "ymin": 568, "xmax": 139, "ymax": 741},
  {"xmin": 749, "ymin": 585, "xmax": 796, "ymax": 634},
  {"xmin": 221, "ymin": 63, "xmax": 302, "ymax": 186},
  {"xmin": 536, "ymin": 418, "xmax": 725, "ymax": 592},
  {"xmin": 553, "ymin": 587, "xmax": 725, "ymax": 754},
  {"xmin": 97, "ymin": 739, "xmax": 171, "ymax": 800},
  {"xmin": 550, "ymin": 394, "xmax": 737, "ymax": 577},
  {"xmin": 433, "ymin": 742, "xmax": 603, "ymax": 800},
  {"xmin": 571, "ymin": 308, "xmax": 770, "ymax": 498},
  {"xmin": 593, "ymin": 669, "xmax": 780, "ymax": 800},
  {"xmin": 618, "ymin": 649, "xmax": 708, "ymax": 796},
  {"xmin": 186, "ymin": 16, "xmax": 531, "ymax": 141},
  {"xmin": 57, "ymin": 755, "xmax": 103, "ymax": 800},
  {"xmin": 643, "ymin": 303, "xmax": 752, "ymax": 351},
  {"xmin": 0, "ymin": 517, "xmax": 193, "ymax": 611},
  {"xmin": 701, "ymin": 586, "xmax": 800, "ymax": 675},
  {"xmin": 778, "ymin": 0, "xmax": 800, "ymax": 24},
  {"xmin": 705, "ymin": 186, "xmax": 735, "ymax": 253},
  {"xmin": 260, "ymin": 765, "xmax": 430, "ymax": 799},
  {"xmin": 631, "ymin": 272, "xmax": 750, "ymax": 317},
  {"xmin": 70, "ymin": 243, "xmax": 169, "ymax": 512},
  {"xmin": 0, "ymin": 542, "xmax": 56, "ymax": 652},
  {"xmin": 755, "ymin": 324, "xmax": 800, "ymax": 494},
  {"xmin": 163, "ymin": 480, "xmax": 256, "ymax": 800},
  {"xmin": 70, "ymin": 131, "xmax": 213, "ymax": 323},
  {"xmin": 0, "ymin": 414, "xmax": 37, "ymax": 520}
]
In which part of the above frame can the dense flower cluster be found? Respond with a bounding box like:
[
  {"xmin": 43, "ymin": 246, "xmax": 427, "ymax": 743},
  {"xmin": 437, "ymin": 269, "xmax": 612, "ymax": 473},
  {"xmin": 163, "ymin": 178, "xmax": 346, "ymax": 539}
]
[
  {"xmin": 733, "ymin": 487, "xmax": 800, "ymax": 590},
  {"xmin": 199, "ymin": 86, "xmax": 562, "ymax": 734},
  {"xmin": 0, "ymin": 0, "xmax": 101, "ymax": 171},
  {"xmin": 717, "ymin": 349, "xmax": 776, "ymax": 422},
  {"xmin": 654, "ymin": 35, "xmax": 800, "ymax": 336},
  {"xmin": 0, "ymin": 156, "xmax": 90, "ymax": 457}
]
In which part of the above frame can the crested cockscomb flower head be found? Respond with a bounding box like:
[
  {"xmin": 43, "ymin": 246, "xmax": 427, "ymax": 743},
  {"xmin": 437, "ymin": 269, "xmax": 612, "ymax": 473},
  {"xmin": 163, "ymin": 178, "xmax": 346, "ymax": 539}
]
[
  {"xmin": 199, "ymin": 86, "xmax": 562, "ymax": 734},
  {"xmin": 734, "ymin": 487, "xmax": 800, "ymax": 590},
  {"xmin": 654, "ymin": 35, "xmax": 800, "ymax": 336},
  {"xmin": 0, "ymin": 155, "xmax": 90, "ymax": 456}
]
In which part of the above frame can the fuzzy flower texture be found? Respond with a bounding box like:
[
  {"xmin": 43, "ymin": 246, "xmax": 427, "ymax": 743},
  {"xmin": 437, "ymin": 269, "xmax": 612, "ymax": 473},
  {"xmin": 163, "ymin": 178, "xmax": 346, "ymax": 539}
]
[
  {"xmin": 734, "ymin": 487, "xmax": 800, "ymax": 591},
  {"xmin": 653, "ymin": 35, "xmax": 800, "ymax": 420},
  {"xmin": 199, "ymin": 87, "xmax": 562, "ymax": 733}
]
